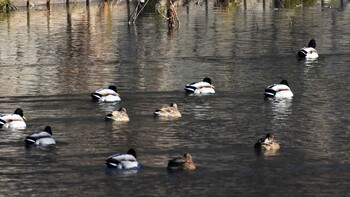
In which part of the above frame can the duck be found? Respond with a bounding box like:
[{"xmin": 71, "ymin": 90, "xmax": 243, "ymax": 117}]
[
  {"xmin": 167, "ymin": 153, "xmax": 196, "ymax": 171},
  {"xmin": 106, "ymin": 148, "xmax": 140, "ymax": 170},
  {"xmin": 91, "ymin": 85, "xmax": 121, "ymax": 102},
  {"xmin": 0, "ymin": 108, "xmax": 26, "ymax": 129},
  {"xmin": 154, "ymin": 103, "xmax": 182, "ymax": 119},
  {"xmin": 297, "ymin": 39, "xmax": 319, "ymax": 59},
  {"xmin": 184, "ymin": 77, "xmax": 215, "ymax": 94},
  {"xmin": 106, "ymin": 107, "xmax": 130, "ymax": 122},
  {"xmin": 25, "ymin": 126, "xmax": 56, "ymax": 146},
  {"xmin": 264, "ymin": 80, "xmax": 294, "ymax": 99},
  {"xmin": 254, "ymin": 133, "xmax": 280, "ymax": 151}
]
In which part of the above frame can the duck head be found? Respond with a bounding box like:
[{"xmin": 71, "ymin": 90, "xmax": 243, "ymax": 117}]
[
  {"xmin": 127, "ymin": 148, "xmax": 137, "ymax": 158},
  {"xmin": 308, "ymin": 39, "xmax": 316, "ymax": 49},
  {"xmin": 14, "ymin": 108, "xmax": 26, "ymax": 120},
  {"xmin": 108, "ymin": 85, "xmax": 118, "ymax": 92},
  {"xmin": 203, "ymin": 77, "xmax": 215, "ymax": 88},
  {"xmin": 183, "ymin": 153, "xmax": 196, "ymax": 170},
  {"xmin": 119, "ymin": 107, "xmax": 127, "ymax": 113},
  {"xmin": 203, "ymin": 77, "xmax": 212, "ymax": 84},
  {"xmin": 183, "ymin": 153, "xmax": 193, "ymax": 162},
  {"xmin": 264, "ymin": 133, "xmax": 274, "ymax": 143},
  {"xmin": 254, "ymin": 133, "xmax": 273, "ymax": 148},
  {"xmin": 280, "ymin": 80, "xmax": 289, "ymax": 87},
  {"xmin": 44, "ymin": 126, "xmax": 53, "ymax": 135},
  {"xmin": 170, "ymin": 103, "xmax": 178, "ymax": 109}
]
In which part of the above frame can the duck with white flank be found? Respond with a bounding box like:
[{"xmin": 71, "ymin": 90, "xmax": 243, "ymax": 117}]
[
  {"xmin": 106, "ymin": 107, "xmax": 130, "ymax": 122},
  {"xmin": 0, "ymin": 108, "xmax": 26, "ymax": 129},
  {"xmin": 264, "ymin": 80, "xmax": 293, "ymax": 99},
  {"xmin": 106, "ymin": 148, "xmax": 140, "ymax": 170},
  {"xmin": 25, "ymin": 126, "xmax": 56, "ymax": 147},
  {"xmin": 184, "ymin": 77, "xmax": 215, "ymax": 94},
  {"xmin": 91, "ymin": 85, "xmax": 121, "ymax": 102},
  {"xmin": 167, "ymin": 153, "xmax": 196, "ymax": 171},
  {"xmin": 297, "ymin": 39, "xmax": 318, "ymax": 60},
  {"xmin": 154, "ymin": 103, "xmax": 182, "ymax": 119},
  {"xmin": 254, "ymin": 133, "xmax": 280, "ymax": 152}
]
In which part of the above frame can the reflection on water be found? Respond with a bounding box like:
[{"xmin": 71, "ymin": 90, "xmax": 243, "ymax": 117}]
[
  {"xmin": 266, "ymin": 97, "xmax": 293, "ymax": 121},
  {"xmin": 0, "ymin": 0, "xmax": 350, "ymax": 196}
]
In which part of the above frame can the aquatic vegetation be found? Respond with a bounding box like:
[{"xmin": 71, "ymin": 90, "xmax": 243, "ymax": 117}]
[
  {"xmin": 275, "ymin": 0, "xmax": 319, "ymax": 8},
  {"xmin": 0, "ymin": 0, "xmax": 17, "ymax": 13},
  {"xmin": 214, "ymin": 0, "xmax": 241, "ymax": 11}
]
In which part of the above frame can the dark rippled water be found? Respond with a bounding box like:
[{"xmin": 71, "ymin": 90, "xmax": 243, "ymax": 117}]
[{"xmin": 0, "ymin": 0, "xmax": 350, "ymax": 196}]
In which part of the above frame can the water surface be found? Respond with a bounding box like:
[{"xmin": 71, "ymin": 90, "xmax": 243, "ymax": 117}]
[{"xmin": 0, "ymin": 0, "xmax": 350, "ymax": 196}]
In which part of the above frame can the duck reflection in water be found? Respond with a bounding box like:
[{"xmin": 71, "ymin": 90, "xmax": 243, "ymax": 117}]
[{"xmin": 267, "ymin": 98, "xmax": 293, "ymax": 121}]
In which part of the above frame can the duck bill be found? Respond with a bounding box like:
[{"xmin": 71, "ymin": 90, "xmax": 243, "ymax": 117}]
[{"xmin": 23, "ymin": 116, "xmax": 27, "ymax": 121}]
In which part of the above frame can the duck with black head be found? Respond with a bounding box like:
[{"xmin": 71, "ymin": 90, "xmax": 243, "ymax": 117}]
[
  {"xmin": 0, "ymin": 108, "xmax": 26, "ymax": 129},
  {"xmin": 91, "ymin": 85, "xmax": 121, "ymax": 102},
  {"xmin": 25, "ymin": 126, "xmax": 56, "ymax": 147},
  {"xmin": 264, "ymin": 80, "xmax": 293, "ymax": 99},
  {"xmin": 184, "ymin": 77, "xmax": 215, "ymax": 94},
  {"xmin": 297, "ymin": 39, "xmax": 319, "ymax": 60},
  {"xmin": 105, "ymin": 148, "xmax": 140, "ymax": 170}
]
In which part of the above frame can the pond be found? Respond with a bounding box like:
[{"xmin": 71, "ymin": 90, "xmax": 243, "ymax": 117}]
[{"xmin": 0, "ymin": 0, "xmax": 349, "ymax": 196}]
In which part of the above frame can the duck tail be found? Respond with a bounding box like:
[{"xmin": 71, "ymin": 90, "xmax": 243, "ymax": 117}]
[
  {"xmin": 264, "ymin": 88, "xmax": 276, "ymax": 97},
  {"xmin": 24, "ymin": 137, "xmax": 36, "ymax": 145},
  {"xmin": 0, "ymin": 119, "xmax": 6, "ymax": 128},
  {"xmin": 153, "ymin": 109, "xmax": 162, "ymax": 116},
  {"xmin": 297, "ymin": 49, "xmax": 307, "ymax": 58},
  {"xmin": 91, "ymin": 93, "xmax": 102, "ymax": 101},
  {"xmin": 167, "ymin": 160, "xmax": 182, "ymax": 171},
  {"xmin": 105, "ymin": 158, "xmax": 119, "ymax": 168},
  {"xmin": 105, "ymin": 113, "xmax": 113, "ymax": 120},
  {"xmin": 184, "ymin": 86, "xmax": 196, "ymax": 93}
]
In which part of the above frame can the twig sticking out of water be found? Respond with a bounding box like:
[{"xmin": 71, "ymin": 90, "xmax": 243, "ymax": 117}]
[
  {"xmin": 277, "ymin": 0, "xmax": 293, "ymax": 25},
  {"xmin": 128, "ymin": 0, "xmax": 150, "ymax": 25},
  {"xmin": 134, "ymin": 0, "xmax": 149, "ymax": 23}
]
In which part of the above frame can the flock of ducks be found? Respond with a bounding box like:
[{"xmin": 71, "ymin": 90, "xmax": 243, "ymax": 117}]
[{"xmin": 0, "ymin": 39, "xmax": 318, "ymax": 171}]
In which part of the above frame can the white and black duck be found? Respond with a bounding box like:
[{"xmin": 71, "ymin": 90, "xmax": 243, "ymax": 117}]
[
  {"xmin": 91, "ymin": 85, "xmax": 121, "ymax": 102},
  {"xmin": 264, "ymin": 80, "xmax": 293, "ymax": 99},
  {"xmin": 297, "ymin": 39, "xmax": 319, "ymax": 60},
  {"xmin": 105, "ymin": 148, "xmax": 140, "ymax": 170},
  {"xmin": 0, "ymin": 108, "xmax": 26, "ymax": 129},
  {"xmin": 184, "ymin": 77, "xmax": 215, "ymax": 94},
  {"xmin": 25, "ymin": 126, "xmax": 56, "ymax": 147}
]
